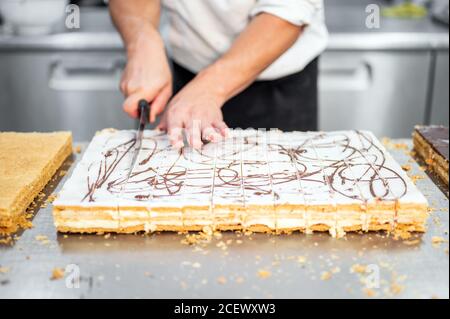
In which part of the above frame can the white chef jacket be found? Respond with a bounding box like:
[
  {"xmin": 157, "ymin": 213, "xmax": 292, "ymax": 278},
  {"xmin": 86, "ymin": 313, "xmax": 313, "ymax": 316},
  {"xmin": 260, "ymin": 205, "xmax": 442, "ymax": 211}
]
[{"xmin": 161, "ymin": 0, "xmax": 328, "ymax": 80}]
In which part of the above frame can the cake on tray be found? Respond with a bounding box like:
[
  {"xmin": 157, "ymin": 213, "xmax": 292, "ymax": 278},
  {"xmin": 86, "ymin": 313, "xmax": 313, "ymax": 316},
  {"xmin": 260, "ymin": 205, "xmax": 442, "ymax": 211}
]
[
  {"xmin": 0, "ymin": 132, "xmax": 72, "ymax": 234},
  {"xmin": 53, "ymin": 129, "xmax": 428, "ymax": 236}
]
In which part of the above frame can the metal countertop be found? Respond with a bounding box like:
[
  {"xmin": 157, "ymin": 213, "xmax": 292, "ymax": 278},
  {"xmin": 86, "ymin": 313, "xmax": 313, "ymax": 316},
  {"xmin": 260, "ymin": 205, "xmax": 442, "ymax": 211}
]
[
  {"xmin": 0, "ymin": 5, "xmax": 448, "ymax": 51},
  {"xmin": 0, "ymin": 139, "xmax": 448, "ymax": 299}
]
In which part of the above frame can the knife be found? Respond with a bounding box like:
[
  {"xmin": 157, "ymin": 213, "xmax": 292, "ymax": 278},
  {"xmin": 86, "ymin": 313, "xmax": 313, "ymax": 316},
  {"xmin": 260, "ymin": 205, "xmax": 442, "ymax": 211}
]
[{"xmin": 125, "ymin": 99, "xmax": 150, "ymax": 185}]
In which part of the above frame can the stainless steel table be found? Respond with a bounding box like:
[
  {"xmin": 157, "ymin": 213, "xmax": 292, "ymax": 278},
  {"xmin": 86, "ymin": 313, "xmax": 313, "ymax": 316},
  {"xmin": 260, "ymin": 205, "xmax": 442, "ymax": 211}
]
[{"xmin": 0, "ymin": 140, "xmax": 448, "ymax": 299}]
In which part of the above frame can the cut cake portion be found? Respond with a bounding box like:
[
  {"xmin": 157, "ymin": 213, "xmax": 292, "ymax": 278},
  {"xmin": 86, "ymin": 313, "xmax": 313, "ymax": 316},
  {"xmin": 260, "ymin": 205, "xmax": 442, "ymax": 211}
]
[
  {"xmin": 0, "ymin": 132, "xmax": 72, "ymax": 234},
  {"xmin": 413, "ymin": 125, "xmax": 449, "ymax": 187}
]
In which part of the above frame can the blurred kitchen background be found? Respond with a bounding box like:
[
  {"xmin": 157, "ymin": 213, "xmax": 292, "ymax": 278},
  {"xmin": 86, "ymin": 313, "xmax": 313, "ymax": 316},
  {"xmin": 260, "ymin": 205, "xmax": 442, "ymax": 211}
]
[{"xmin": 0, "ymin": 0, "xmax": 448, "ymax": 141}]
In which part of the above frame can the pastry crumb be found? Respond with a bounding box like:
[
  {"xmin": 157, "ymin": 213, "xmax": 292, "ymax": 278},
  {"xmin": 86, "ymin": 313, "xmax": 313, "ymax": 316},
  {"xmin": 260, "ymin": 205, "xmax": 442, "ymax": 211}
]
[
  {"xmin": 50, "ymin": 268, "xmax": 65, "ymax": 280},
  {"xmin": 401, "ymin": 165, "xmax": 412, "ymax": 172},
  {"xmin": 390, "ymin": 282, "xmax": 404, "ymax": 295},
  {"xmin": 217, "ymin": 276, "xmax": 227, "ymax": 285},
  {"xmin": 363, "ymin": 288, "xmax": 377, "ymax": 297},
  {"xmin": 257, "ymin": 269, "xmax": 272, "ymax": 279},
  {"xmin": 320, "ymin": 271, "xmax": 332, "ymax": 281},
  {"xmin": 431, "ymin": 236, "xmax": 446, "ymax": 246},
  {"xmin": 35, "ymin": 235, "xmax": 50, "ymax": 245},
  {"xmin": 350, "ymin": 264, "xmax": 367, "ymax": 274},
  {"xmin": 297, "ymin": 256, "xmax": 307, "ymax": 265},
  {"xmin": 0, "ymin": 266, "xmax": 10, "ymax": 274}
]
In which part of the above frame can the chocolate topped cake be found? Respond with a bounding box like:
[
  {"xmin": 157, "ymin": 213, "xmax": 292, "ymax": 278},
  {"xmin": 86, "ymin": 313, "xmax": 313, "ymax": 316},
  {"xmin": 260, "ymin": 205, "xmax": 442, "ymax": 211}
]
[{"xmin": 413, "ymin": 125, "xmax": 449, "ymax": 187}]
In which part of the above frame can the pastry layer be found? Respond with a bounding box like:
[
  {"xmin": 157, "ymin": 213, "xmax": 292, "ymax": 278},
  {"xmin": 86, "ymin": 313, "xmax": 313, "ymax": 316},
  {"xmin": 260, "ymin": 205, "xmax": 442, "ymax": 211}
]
[
  {"xmin": 53, "ymin": 203, "xmax": 428, "ymax": 236},
  {"xmin": 0, "ymin": 132, "xmax": 72, "ymax": 232}
]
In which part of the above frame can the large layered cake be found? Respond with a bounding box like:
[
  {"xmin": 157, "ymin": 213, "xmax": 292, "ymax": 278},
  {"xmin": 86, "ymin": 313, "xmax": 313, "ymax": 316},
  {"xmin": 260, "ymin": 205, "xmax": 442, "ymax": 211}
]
[{"xmin": 53, "ymin": 129, "xmax": 428, "ymax": 236}]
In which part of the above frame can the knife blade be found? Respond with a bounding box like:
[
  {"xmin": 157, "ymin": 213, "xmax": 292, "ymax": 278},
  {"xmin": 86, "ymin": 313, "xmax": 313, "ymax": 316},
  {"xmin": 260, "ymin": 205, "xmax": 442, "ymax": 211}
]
[{"xmin": 125, "ymin": 99, "xmax": 150, "ymax": 185}]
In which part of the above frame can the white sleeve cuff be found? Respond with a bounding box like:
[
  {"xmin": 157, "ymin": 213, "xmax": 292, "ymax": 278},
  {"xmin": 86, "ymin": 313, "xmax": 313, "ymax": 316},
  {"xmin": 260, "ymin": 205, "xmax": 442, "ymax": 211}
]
[{"xmin": 250, "ymin": 0, "xmax": 323, "ymax": 26}]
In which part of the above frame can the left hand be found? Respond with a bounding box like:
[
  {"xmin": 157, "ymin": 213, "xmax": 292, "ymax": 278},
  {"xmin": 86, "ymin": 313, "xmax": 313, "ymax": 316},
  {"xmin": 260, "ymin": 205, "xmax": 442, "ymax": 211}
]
[{"xmin": 157, "ymin": 76, "xmax": 229, "ymax": 149}]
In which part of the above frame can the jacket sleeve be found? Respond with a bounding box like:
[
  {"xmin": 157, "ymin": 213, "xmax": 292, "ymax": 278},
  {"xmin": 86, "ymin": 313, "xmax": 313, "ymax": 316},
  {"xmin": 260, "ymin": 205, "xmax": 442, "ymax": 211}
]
[{"xmin": 250, "ymin": 0, "xmax": 324, "ymax": 26}]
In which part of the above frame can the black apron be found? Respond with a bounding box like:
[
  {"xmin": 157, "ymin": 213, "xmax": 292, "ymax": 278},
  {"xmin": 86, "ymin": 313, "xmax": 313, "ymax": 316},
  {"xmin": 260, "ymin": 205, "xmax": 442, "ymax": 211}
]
[{"xmin": 172, "ymin": 58, "xmax": 318, "ymax": 132}]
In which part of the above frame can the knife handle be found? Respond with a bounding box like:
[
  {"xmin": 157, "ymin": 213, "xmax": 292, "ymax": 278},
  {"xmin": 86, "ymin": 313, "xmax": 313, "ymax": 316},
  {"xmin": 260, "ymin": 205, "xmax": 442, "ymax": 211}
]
[{"xmin": 138, "ymin": 99, "xmax": 150, "ymax": 124}]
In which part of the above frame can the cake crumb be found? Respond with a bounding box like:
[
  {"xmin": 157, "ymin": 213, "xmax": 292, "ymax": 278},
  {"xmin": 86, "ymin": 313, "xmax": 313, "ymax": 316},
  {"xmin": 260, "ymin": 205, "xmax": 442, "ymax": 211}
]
[
  {"xmin": 390, "ymin": 282, "xmax": 404, "ymax": 295},
  {"xmin": 363, "ymin": 288, "xmax": 377, "ymax": 298},
  {"xmin": 35, "ymin": 235, "xmax": 50, "ymax": 245},
  {"xmin": 50, "ymin": 268, "xmax": 65, "ymax": 280},
  {"xmin": 409, "ymin": 174, "xmax": 425, "ymax": 184},
  {"xmin": 431, "ymin": 236, "xmax": 446, "ymax": 246},
  {"xmin": 320, "ymin": 271, "xmax": 332, "ymax": 281},
  {"xmin": 381, "ymin": 138, "xmax": 408, "ymax": 150},
  {"xmin": 401, "ymin": 165, "xmax": 412, "ymax": 172},
  {"xmin": 181, "ymin": 231, "xmax": 212, "ymax": 246},
  {"xmin": 350, "ymin": 264, "xmax": 367, "ymax": 274},
  {"xmin": 297, "ymin": 256, "xmax": 307, "ymax": 265},
  {"xmin": 257, "ymin": 269, "xmax": 272, "ymax": 279},
  {"xmin": 217, "ymin": 276, "xmax": 227, "ymax": 285},
  {"xmin": 74, "ymin": 145, "xmax": 82, "ymax": 154},
  {"xmin": 0, "ymin": 266, "xmax": 10, "ymax": 274}
]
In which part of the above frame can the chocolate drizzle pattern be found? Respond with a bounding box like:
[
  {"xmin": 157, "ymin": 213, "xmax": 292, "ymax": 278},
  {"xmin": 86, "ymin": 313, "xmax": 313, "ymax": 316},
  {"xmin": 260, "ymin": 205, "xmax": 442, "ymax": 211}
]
[{"xmin": 71, "ymin": 129, "xmax": 416, "ymax": 209}]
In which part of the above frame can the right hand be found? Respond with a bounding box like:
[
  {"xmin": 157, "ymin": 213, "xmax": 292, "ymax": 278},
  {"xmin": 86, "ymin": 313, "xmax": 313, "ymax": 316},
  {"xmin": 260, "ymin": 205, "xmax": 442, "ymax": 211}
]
[{"xmin": 120, "ymin": 32, "xmax": 172, "ymax": 123}]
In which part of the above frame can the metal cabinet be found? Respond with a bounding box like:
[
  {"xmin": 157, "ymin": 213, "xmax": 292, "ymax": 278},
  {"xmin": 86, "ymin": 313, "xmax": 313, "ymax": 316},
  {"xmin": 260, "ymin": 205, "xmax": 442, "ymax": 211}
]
[
  {"xmin": 429, "ymin": 51, "xmax": 449, "ymax": 126},
  {"xmin": 0, "ymin": 51, "xmax": 134, "ymax": 141},
  {"xmin": 318, "ymin": 50, "xmax": 432, "ymax": 138}
]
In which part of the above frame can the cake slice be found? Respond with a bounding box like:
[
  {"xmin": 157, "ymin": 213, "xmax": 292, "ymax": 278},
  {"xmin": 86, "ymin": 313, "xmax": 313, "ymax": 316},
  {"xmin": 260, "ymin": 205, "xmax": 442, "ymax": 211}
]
[
  {"xmin": 413, "ymin": 126, "xmax": 449, "ymax": 187},
  {"xmin": 0, "ymin": 132, "xmax": 72, "ymax": 234}
]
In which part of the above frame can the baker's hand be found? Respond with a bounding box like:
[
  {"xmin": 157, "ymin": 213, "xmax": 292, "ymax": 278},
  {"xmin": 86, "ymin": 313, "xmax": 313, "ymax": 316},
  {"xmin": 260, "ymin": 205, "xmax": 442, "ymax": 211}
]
[
  {"xmin": 120, "ymin": 33, "xmax": 172, "ymax": 123},
  {"xmin": 157, "ymin": 77, "xmax": 229, "ymax": 149}
]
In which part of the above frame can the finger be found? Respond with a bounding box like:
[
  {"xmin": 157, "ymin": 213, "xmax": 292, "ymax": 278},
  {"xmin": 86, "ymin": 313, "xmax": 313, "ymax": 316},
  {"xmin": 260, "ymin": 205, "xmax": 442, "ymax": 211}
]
[
  {"xmin": 185, "ymin": 121, "xmax": 203, "ymax": 150},
  {"xmin": 120, "ymin": 79, "xmax": 127, "ymax": 96},
  {"xmin": 150, "ymin": 86, "xmax": 172, "ymax": 123},
  {"xmin": 213, "ymin": 121, "xmax": 230, "ymax": 138},
  {"xmin": 156, "ymin": 115, "xmax": 168, "ymax": 132},
  {"xmin": 123, "ymin": 92, "xmax": 144, "ymax": 118},
  {"xmin": 202, "ymin": 126, "xmax": 223, "ymax": 143},
  {"xmin": 167, "ymin": 118, "xmax": 184, "ymax": 149}
]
